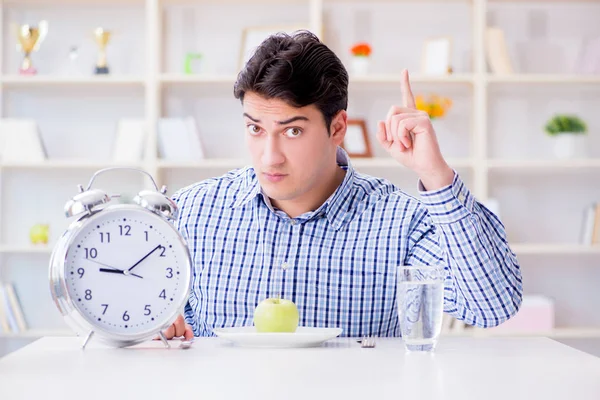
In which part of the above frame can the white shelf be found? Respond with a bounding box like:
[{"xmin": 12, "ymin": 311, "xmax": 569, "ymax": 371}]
[
  {"xmin": 512, "ymin": 244, "xmax": 600, "ymax": 255},
  {"xmin": 1, "ymin": 160, "xmax": 143, "ymax": 170},
  {"xmin": 486, "ymin": 74, "xmax": 600, "ymax": 84},
  {"xmin": 487, "ymin": 159, "xmax": 600, "ymax": 171},
  {"xmin": 0, "ymin": 245, "xmax": 53, "ymax": 254},
  {"xmin": 0, "ymin": 329, "xmax": 73, "ymax": 339},
  {"xmin": 1, "ymin": 75, "xmax": 145, "ymax": 87}
]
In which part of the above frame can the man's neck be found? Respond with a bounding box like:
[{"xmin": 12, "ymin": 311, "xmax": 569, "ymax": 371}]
[{"xmin": 271, "ymin": 165, "xmax": 346, "ymax": 219}]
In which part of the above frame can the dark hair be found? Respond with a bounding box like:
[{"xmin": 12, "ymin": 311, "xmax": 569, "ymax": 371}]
[{"xmin": 234, "ymin": 30, "xmax": 348, "ymax": 134}]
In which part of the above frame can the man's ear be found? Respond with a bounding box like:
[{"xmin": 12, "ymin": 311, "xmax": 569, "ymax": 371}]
[{"xmin": 329, "ymin": 110, "xmax": 347, "ymax": 147}]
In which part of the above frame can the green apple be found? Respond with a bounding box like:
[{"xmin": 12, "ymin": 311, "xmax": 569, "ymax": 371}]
[
  {"xmin": 29, "ymin": 224, "xmax": 49, "ymax": 245},
  {"xmin": 253, "ymin": 297, "xmax": 299, "ymax": 333}
]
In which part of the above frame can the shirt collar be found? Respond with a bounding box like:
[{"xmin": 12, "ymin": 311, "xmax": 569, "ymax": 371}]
[{"xmin": 230, "ymin": 147, "xmax": 357, "ymax": 230}]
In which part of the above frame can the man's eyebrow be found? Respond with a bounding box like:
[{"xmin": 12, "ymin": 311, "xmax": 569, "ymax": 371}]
[
  {"xmin": 243, "ymin": 113, "xmax": 260, "ymax": 123},
  {"xmin": 276, "ymin": 116, "xmax": 309, "ymax": 125},
  {"xmin": 242, "ymin": 113, "xmax": 309, "ymax": 125}
]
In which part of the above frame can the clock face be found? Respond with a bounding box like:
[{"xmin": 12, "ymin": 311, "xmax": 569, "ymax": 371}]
[{"xmin": 64, "ymin": 207, "xmax": 190, "ymax": 336}]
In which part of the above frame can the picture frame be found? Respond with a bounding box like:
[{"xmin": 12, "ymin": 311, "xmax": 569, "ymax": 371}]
[
  {"xmin": 421, "ymin": 36, "xmax": 453, "ymax": 75},
  {"xmin": 239, "ymin": 24, "xmax": 307, "ymax": 70},
  {"xmin": 343, "ymin": 119, "xmax": 372, "ymax": 158}
]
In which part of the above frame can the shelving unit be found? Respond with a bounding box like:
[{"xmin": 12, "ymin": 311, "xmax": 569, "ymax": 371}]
[{"xmin": 0, "ymin": 0, "xmax": 599, "ymax": 342}]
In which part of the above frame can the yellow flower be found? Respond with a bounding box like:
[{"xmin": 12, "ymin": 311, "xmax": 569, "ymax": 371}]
[{"xmin": 415, "ymin": 94, "xmax": 452, "ymax": 119}]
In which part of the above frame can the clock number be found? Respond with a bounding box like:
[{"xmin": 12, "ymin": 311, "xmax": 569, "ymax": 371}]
[
  {"xmin": 101, "ymin": 304, "xmax": 108, "ymax": 315},
  {"xmin": 159, "ymin": 245, "xmax": 166, "ymax": 257},
  {"xmin": 99, "ymin": 232, "xmax": 111, "ymax": 243},
  {"xmin": 144, "ymin": 305, "xmax": 151, "ymax": 316},
  {"xmin": 122, "ymin": 311, "xmax": 130, "ymax": 321},
  {"xmin": 85, "ymin": 289, "xmax": 92, "ymax": 300},
  {"xmin": 119, "ymin": 225, "xmax": 131, "ymax": 236},
  {"xmin": 144, "ymin": 231, "xmax": 149, "ymax": 242},
  {"xmin": 77, "ymin": 268, "xmax": 85, "ymax": 278},
  {"xmin": 166, "ymin": 268, "xmax": 173, "ymax": 279},
  {"xmin": 84, "ymin": 248, "xmax": 97, "ymax": 259},
  {"xmin": 159, "ymin": 289, "xmax": 166, "ymax": 299}
]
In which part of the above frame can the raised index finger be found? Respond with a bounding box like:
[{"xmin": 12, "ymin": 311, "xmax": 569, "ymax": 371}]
[{"xmin": 401, "ymin": 69, "xmax": 416, "ymax": 109}]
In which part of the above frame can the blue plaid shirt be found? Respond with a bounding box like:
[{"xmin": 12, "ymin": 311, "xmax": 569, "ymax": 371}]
[{"xmin": 173, "ymin": 148, "xmax": 522, "ymax": 337}]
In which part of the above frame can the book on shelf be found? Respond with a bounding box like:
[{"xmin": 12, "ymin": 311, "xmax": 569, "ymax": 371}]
[
  {"xmin": 112, "ymin": 119, "xmax": 147, "ymax": 163},
  {"xmin": 0, "ymin": 118, "xmax": 47, "ymax": 163},
  {"xmin": 157, "ymin": 117, "xmax": 206, "ymax": 161},
  {"xmin": 580, "ymin": 202, "xmax": 600, "ymax": 245},
  {"xmin": 0, "ymin": 282, "xmax": 28, "ymax": 334},
  {"xmin": 485, "ymin": 27, "xmax": 514, "ymax": 74}
]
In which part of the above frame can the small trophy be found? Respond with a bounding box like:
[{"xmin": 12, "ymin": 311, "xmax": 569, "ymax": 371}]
[
  {"xmin": 16, "ymin": 21, "xmax": 48, "ymax": 75},
  {"xmin": 93, "ymin": 27, "xmax": 111, "ymax": 74}
]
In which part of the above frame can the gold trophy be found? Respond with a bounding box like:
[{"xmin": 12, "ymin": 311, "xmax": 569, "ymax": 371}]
[
  {"xmin": 16, "ymin": 21, "xmax": 48, "ymax": 75},
  {"xmin": 94, "ymin": 27, "xmax": 111, "ymax": 74}
]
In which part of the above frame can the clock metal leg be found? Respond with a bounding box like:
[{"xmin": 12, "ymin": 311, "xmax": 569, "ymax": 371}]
[
  {"xmin": 158, "ymin": 331, "xmax": 170, "ymax": 349},
  {"xmin": 82, "ymin": 331, "xmax": 95, "ymax": 350}
]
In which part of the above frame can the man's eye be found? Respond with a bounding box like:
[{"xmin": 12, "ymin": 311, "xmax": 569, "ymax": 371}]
[
  {"xmin": 247, "ymin": 125, "xmax": 261, "ymax": 135},
  {"xmin": 285, "ymin": 127, "xmax": 302, "ymax": 138}
]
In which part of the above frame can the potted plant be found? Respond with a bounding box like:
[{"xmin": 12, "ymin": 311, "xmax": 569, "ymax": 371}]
[
  {"xmin": 350, "ymin": 42, "xmax": 372, "ymax": 76},
  {"xmin": 544, "ymin": 114, "xmax": 588, "ymax": 159}
]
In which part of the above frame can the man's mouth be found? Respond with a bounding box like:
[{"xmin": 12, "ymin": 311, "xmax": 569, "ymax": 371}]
[{"xmin": 263, "ymin": 172, "xmax": 287, "ymax": 182}]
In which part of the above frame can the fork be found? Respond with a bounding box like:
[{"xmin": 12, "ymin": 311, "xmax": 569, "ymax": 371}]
[
  {"xmin": 360, "ymin": 336, "xmax": 376, "ymax": 348},
  {"xmin": 179, "ymin": 338, "xmax": 195, "ymax": 349}
]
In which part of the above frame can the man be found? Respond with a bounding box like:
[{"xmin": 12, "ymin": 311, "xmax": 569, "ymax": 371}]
[{"xmin": 163, "ymin": 31, "xmax": 522, "ymax": 340}]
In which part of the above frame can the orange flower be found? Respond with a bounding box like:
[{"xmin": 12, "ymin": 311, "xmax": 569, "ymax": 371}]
[
  {"xmin": 415, "ymin": 94, "xmax": 452, "ymax": 119},
  {"xmin": 351, "ymin": 43, "xmax": 372, "ymax": 57}
]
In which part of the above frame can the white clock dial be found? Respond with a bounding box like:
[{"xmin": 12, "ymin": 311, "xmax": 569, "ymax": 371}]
[{"xmin": 64, "ymin": 207, "xmax": 189, "ymax": 335}]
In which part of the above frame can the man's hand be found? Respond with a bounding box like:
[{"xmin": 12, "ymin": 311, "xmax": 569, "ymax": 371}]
[
  {"xmin": 376, "ymin": 69, "xmax": 455, "ymax": 191},
  {"xmin": 156, "ymin": 314, "xmax": 194, "ymax": 340}
]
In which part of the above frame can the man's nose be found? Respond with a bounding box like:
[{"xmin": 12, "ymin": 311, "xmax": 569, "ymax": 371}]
[{"xmin": 261, "ymin": 135, "xmax": 285, "ymax": 166}]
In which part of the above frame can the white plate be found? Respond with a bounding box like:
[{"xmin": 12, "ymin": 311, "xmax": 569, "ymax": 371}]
[{"xmin": 213, "ymin": 326, "xmax": 343, "ymax": 348}]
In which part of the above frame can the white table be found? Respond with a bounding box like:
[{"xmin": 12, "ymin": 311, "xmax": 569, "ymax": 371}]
[{"xmin": 1, "ymin": 336, "xmax": 599, "ymax": 400}]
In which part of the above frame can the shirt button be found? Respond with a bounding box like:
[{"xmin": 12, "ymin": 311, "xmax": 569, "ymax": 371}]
[
  {"xmin": 290, "ymin": 220, "xmax": 298, "ymax": 225},
  {"xmin": 281, "ymin": 262, "xmax": 289, "ymax": 270},
  {"xmin": 458, "ymin": 193, "xmax": 465, "ymax": 203},
  {"xmin": 446, "ymin": 203, "xmax": 454, "ymax": 211}
]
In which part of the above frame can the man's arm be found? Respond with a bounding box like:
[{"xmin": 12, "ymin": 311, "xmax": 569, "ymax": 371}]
[{"xmin": 405, "ymin": 173, "xmax": 523, "ymax": 328}]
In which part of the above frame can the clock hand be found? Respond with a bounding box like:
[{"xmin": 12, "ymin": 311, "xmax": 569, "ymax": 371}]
[
  {"xmin": 88, "ymin": 258, "xmax": 144, "ymax": 279},
  {"xmin": 127, "ymin": 244, "xmax": 162, "ymax": 273},
  {"xmin": 97, "ymin": 267, "xmax": 143, "ymax": 279}
]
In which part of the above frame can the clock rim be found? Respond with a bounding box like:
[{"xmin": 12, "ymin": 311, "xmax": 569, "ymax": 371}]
[{"xmin": 49, "ymin": 204, "xmax": 193, "ymax": 347}]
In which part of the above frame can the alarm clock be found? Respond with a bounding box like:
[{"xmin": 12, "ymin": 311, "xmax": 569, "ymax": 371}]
[{"xmin": 49, "ymin": 167, "xmax": 192, "ymax": 349}]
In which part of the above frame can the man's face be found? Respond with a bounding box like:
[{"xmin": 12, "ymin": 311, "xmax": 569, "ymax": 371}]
[{"xmin": 243, "ymin": 92, "xmax": 345, "ymax": 205}]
